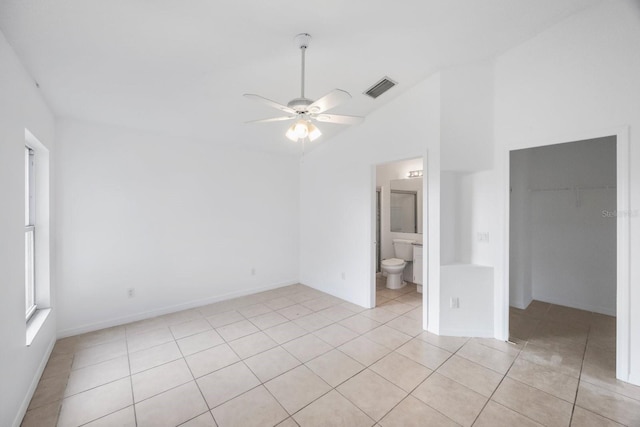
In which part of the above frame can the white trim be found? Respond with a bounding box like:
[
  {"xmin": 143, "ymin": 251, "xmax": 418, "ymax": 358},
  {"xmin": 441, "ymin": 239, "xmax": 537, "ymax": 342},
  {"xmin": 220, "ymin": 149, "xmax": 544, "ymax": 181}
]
[
  {"xmin": 57, "ymin": 279, "xmax": 298, "ymax": 338},
  {"xmin": 440, "ymin": 328, "xmax": 494, "ymax": 338},
  {"xmin": 26, "ymin": 308, "xmax": 51, "ymax": 346},
  {"xmin": 501, "ymin": 125, "xmax": 631, "ymax": 383},
  {"xmin": 12, "ymin": 336, "xmax": 56, "ymax": 427}
]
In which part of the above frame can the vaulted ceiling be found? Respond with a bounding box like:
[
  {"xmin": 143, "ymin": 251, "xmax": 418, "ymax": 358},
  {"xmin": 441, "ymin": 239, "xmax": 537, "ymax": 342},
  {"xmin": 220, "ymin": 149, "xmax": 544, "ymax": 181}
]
[{"xmin": 0, "ymin": 0, "xmax": 601, "ymax": 154}]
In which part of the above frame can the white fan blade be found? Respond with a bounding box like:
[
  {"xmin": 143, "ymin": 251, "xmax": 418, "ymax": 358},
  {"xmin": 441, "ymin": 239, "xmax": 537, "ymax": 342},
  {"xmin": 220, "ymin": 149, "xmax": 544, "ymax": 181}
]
[
  {"xmin": 245, "ymin": 116, "xmax": 295, "ymax": 124},
  {"xmin": 315, "ymin": 114, "xmax": 364, "ymax": 125},
  {"xmin": 244, "ymin": 94, "xmax": 296, "ymax": 114},
  {"xmin": 308, "ymin": 89, "xmax": 351, "ymax": 113}
]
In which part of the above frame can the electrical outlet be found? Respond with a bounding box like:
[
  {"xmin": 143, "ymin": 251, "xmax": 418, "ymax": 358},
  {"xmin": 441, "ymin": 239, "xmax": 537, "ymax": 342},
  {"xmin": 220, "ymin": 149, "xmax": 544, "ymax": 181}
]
[
  {"xmin": 477, "ymin": 232, "xmax": 490, "ymax": 242},
  {"xmin": 128, "ymin": 288, "xmax": 135, "ymax": 298},
  {"xmin": 450, "ymin": 297, "xmax": 459, "ymax": 309}
]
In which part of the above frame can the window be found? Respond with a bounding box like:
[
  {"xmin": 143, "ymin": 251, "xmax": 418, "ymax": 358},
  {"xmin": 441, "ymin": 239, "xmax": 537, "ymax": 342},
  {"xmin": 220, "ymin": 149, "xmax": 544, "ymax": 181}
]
[{"xmin": 25, "ymin": 146, "xmax": 36, "ymax": 320}]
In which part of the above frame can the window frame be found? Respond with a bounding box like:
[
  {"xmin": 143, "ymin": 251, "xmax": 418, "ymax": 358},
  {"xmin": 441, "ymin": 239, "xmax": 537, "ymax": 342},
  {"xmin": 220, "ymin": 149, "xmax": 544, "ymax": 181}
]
[{"xmin": 25, "ymin": 146, "xmax": 36, "ymax": 320}]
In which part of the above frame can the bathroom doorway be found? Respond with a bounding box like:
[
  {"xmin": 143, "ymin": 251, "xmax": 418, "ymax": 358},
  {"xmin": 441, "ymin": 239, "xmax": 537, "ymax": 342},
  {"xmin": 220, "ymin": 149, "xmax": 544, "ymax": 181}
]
[{"xmin": 373, "ymin": 157, "xmax": 424, "ymax": 311}]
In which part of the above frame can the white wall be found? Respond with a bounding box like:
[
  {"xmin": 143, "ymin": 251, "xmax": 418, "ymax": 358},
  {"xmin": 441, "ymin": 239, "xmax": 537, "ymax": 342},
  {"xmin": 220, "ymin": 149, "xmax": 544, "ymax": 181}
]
[
  {"xmin": 0, "ymin": 31, "xmax": 57, "ymax": 427},
  {"xmin": 510, "ymin": 137, "xmax": 617, "ymax": 315},
  {"xmin": 494, "ymin": 0, "xmax": 640, "ymax": 383},
  {"xmin": 55, "ymin": 119, "xmax": 300, "ymax": 335},
  {"xmin": 300, "ymin": 74, "xmax": 441, "ymax": 330}
]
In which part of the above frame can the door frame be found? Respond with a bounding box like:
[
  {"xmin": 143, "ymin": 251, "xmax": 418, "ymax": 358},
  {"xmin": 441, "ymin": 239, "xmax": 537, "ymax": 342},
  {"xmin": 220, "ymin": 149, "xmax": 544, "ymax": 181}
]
[{"xmin": 499, "ymin": 126, "xmax": 630, "ymax": 382}]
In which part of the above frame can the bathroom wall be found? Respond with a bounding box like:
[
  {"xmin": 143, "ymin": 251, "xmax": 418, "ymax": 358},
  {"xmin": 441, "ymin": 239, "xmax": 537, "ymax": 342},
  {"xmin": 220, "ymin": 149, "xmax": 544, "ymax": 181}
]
[
  {"xmin": 376, "ymin": 158, "xmax": 424, "ymax": 263},
  {"xmin": 55, "ymin": 119, "xmax": 300, "ymax": 336},
  {"xmin": 0, "ymin": 30, "xmax": 57, "ymax": 427},
  {"xmin": 509, "ymin": 137, "xmax": 617, "ymax": 314}
]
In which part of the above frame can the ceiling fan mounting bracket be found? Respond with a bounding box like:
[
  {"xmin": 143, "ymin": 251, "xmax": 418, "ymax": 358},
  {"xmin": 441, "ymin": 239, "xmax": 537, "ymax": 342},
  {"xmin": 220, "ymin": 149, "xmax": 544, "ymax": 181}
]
[
  {"xmin": 295, "ymin": 33, "xmax": 312, "ymax": 50},
  {"xmin": 287, "ymin": 97, "xmax": 313, "ymax": 112}
]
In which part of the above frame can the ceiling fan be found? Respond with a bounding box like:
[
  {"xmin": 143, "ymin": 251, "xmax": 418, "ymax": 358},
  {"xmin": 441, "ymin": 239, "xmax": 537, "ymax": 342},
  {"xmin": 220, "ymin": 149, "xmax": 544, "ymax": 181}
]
[{"xmin": 244, "ymin": 33, "xmax": 364, "ymax": 142}]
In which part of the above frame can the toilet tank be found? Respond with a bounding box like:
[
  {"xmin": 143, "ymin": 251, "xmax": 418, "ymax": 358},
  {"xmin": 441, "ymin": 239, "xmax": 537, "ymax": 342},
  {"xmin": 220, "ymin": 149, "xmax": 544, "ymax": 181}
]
[{"xmin": 393, "ymin": 239, "xmax": 415, "ymax": 261}]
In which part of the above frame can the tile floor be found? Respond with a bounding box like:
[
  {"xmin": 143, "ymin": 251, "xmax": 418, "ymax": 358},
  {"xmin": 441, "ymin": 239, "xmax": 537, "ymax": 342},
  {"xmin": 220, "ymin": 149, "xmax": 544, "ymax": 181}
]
[{"xmin": 21, "ymin": 278, "xmax": 640, "ymax": 427}]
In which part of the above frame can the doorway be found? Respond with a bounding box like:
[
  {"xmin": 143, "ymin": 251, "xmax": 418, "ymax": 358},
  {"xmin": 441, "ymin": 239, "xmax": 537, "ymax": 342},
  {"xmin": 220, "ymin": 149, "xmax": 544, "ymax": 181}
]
[{"xmin": 506, "ymin": 129, "xmax": 632, "ymax": 383}]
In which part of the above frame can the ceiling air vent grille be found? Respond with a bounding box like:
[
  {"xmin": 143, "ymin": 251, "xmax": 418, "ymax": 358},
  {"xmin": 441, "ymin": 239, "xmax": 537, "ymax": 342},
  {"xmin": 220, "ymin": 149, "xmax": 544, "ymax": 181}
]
[{"xmin": 364, "ymin": 77, "xmax": 397, "ymax": 99}]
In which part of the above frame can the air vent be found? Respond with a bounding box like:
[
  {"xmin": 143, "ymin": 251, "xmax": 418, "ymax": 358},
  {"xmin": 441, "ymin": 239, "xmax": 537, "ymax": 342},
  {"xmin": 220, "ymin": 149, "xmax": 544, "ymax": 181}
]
[{"xmin": 364, "ymin": 76, "xmax": 397, "ymax": 99}]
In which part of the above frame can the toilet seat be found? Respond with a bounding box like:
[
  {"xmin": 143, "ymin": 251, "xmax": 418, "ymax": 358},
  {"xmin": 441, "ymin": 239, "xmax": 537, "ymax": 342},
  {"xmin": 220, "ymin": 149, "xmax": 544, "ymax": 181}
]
[{"xmin": 382, "ymin": 258, "xmax": 405, "ymax": 267}]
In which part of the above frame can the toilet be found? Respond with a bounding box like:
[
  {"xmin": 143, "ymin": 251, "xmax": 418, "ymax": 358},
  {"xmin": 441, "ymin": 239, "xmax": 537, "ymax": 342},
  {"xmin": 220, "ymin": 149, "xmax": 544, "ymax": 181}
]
[{"xmin": 381, "ymin": 239, "xmax": 414, "ymax": 289}]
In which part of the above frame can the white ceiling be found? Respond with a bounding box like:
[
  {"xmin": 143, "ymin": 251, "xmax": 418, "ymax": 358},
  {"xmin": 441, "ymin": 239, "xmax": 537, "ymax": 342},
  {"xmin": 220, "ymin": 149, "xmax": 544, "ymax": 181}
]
[{"xmin": 0, "ymin": 0, "xmax": 601, "ymax": 155}]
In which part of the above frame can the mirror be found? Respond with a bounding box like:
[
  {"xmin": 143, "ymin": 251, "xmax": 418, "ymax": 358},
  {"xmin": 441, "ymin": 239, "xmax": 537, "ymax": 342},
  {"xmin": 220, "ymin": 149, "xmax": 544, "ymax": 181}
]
[{"xmin": 390, "ymin": 178, "xmax": 423, "ymax": 234}]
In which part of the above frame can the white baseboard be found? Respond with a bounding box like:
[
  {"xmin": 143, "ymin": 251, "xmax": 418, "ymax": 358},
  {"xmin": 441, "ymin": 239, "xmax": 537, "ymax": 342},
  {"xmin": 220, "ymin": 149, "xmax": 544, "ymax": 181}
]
[
  {"xmin": 532, "ymin": 295, "xmax": 616, "ymax": 317},
  {"xmin": 13, "ymin": 336, "xmax": 56, "ymax": 427},
  {"xmin": 438, "ymin": 328, "xmax": 494, "ymax": 338},
  {"xmin": 57, "ymin": 279, "xmax": 298, "ymax": 338}
]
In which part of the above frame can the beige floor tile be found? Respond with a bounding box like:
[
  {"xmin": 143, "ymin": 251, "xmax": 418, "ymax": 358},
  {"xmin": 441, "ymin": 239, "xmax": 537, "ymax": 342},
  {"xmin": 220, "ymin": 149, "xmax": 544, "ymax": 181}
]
[
  {"xmin": 338, "ymin": 336, "xmax": 391, "ymax": 366},
  {"xmin": 228, "ymin": 331, "xmax": 277, "ymax": 359},
  {"xmin": 75, "ymin": 326, "xmax": 126, "ymax": 350},
  {"xmin": 293, "ymin": 312, "xmax": 335, "ymax": 332},
  {"xmin": 126, "ymin": 317, "xmax": 168, "ymax": 336},
  {"xmin": 248, "ymin": 311, "xmax": 289, "ymax": 330},
  {"xmin": 546, "ymin": 304, "xmax": 593, "ymax": 326},
  {"xmin": 294, "ymin": 390, "xmax": 374, "ymax": 427},
  {"xmin": 20, "ymin": 400, "xmax": 60, "ymax": 427},
  {"xmin": 340, "ymin": 301, "xmax": 368, "ymax": 314},
  {"xmin": 135, "ymin": 382, "xmax": 208, "ymax": 427},
  {"xmin": 370, "ymin": 352, "xmax": 431, "ymax": 392},
  {"xmin": 575, "ymin": 381, "xmax": 640, "ymax": 426},
  {"xmin": 170, "ymin": 319, "xmax": 212, "ymax": 340},
  {"xmin": 472, "ymin": 337, "xmax": 523, "ymax": 357},
  {"xmin": 395, "ymin": 339, "xmax": 452, "ymax": 370},
  {"xmin": 237, "ymin": 303, "xmax": 273, "ymax": 318},
  {"xmin": 519, "ymin": 342, "xmax": 583, "ymax": 378},
  {"xmin": 360, "ymin": 307, "xmax": 399, "ymax": 323},
  {"xmin": 197, "ymin": 362, "xmax": 261, "ymax": 408},
  {"xmin": 521, "ymin": 300, "xmax": 552, "ymax": 320},
  {"xmin": 378, "ymin": 300, "xmax": 414, "ymax": 315},
  {"xmin": 385, "ymin": 316, "xmax": 423, "ymax": 337},
  {"xmin": 179, "ymin": 411, "xmax": 217, "ymax": 426},
  {"xmin": 276, "ymin": 417, "xmax": 298, "ymax": 427},
  {"xmin": 177, "ymin": 330, "xmax": 225, "ymax": 356},
  {"xmin": 306, "ymin": 349, "xmax": 365, "ymax": 387},
  {"xmin": 244, "ymin": 346, "xmax": 301, "ymax": 382},
  {"xmin": 41, "ymin": 353, "xmax": 73, "ymax": 380},
  {"xmin": 492, "ymin": 377, "xmax": 573, "ymax": 427},
  {"xmin": 474, "ymin": 401, "xmax": 543, "ymax": 427},
  {"xmin": 404, "ymin": 306, "xmax": 423, "ymax": 321},
  {"xmin": 132, "ymin": 358, "xmax": 193, "ymax": 402},
  {"xmin": 436, "ymin": 355, "xmax": 503, "ymax": 397},
  {"xmin": 456, "ymin": 340, "xmax": 516, "ymax": 374},
  {"xmin": 412, "ymin": 373, "xmax": 487, "ymax": 427},
  {"xmin": 508, "ymin": 358, "xmax": 579, "ymax": 402},
  {"xmin": 379, "ymin": 395, "xmax": 458, "ymax": 427},
  {"xmin": 509, "ymin": 312, "xmax": 540, "ymax": 341},
  {"xmin": 127, "ymin": 327, "xmax": 175, "ymax": 353},
  {"xmin": 570, "ymin": 406, "xmax": 625, "ymax": 427},
  {"xmin": 264, "ymin": 365, "xmax": 331, "ymax": 414},
  {"xmin": 82, "ymin": 406, "xmax": 136, "ymax": 426},
  {"xmin": 337, "ymin": 369, "xmax": 407, "ymax": 421},
  {"xmin": 159, "ymin": 308, "xmax": 202, "ymax": 326},
  {"xmin": 129, "ymin": 341, "xmax": 183, "ymax": 374},
  {"xmin": 263, "ymin": 322, "xmax": 308, "ymax": 344},
  {"xmin": 212, "ymin": 385, "xmax": 288, "ymax": 427},
  {"xmin": 339, "ymin": 314, "xmax": 382, "ymax": 334},
  {"xmin": 301, "ymin": 296, "xmax": 340, "ymax": 312},
  {"xmin": 278, "ymin": 304, "xmax": 314, "ymax": 320},
  {"xmin": 317, "ymin": 305, "xmax": 357, "ymax": 322},
  {"xmin": 58, "ymin": 378, "xmax": 133, "ymax": 427},
  {"xmin": 185, "ymin": 343, "xmax": 240, "ymax": 378},
  {"xmin": 216, "ymin": 320, "xmax": 260, "ymax": 341},
  {"xmin": 394, "ymin": 292, "xmax": 423, "ymax": 307},
  {"xmin": 51, "ymin": 337, "xmax": 79, "ymax": 356},
  {"xmin": 264, "ymin": 296, "xmax": 297, "ymax": 310},
  {"xmin": 313, "ymin": 323, "xmax": 359, "ymax": 347},
  {"xmin": 364, "ymin": 325, "xmax": 412, "ymax": 350},
  {"xmin": 581, "ymin": 360, "xmax": 640, "ymax": 401},
  {"xmin": 28, "ymin": 373, "xmax": 68, "ymax": 410},
  {"xmin": 283, "ymin": 334, "xmax": 333, "ymax": 362},
  {"xmin": 205, "ymin": 310, "xmax": 244, "ymax": 328},
  {"xmin": 72, "ymin": 339, "xmax": 128, "ymax": 370},
  {"xmin": 64, "ymin": 356, "xmax": 129, "ymax": 397},
  {"xmin": 416, "ymin": 332, "xmax": 468, "ymax": 353}
]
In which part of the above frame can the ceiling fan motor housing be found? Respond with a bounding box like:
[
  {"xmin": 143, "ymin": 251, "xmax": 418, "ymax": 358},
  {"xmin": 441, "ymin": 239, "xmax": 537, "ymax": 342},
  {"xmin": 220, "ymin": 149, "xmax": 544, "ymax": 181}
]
[{"xmin": 287, "ymin": 97, "xmax": 314, "ymax": 113}]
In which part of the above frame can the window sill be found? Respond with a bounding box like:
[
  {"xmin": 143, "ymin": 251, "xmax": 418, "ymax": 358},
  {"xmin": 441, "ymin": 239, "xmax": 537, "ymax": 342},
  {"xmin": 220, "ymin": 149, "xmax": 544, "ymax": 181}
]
[{"xmin": 26, "ymin": 308, "xmax": 51, "ymax": 346}]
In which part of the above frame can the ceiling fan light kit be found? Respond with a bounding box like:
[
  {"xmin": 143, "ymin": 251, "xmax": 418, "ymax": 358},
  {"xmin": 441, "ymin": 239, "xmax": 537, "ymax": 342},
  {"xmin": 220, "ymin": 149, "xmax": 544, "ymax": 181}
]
[{"xmin": 244, "ymin": 33, "xmax": 364, "ymax": 143}]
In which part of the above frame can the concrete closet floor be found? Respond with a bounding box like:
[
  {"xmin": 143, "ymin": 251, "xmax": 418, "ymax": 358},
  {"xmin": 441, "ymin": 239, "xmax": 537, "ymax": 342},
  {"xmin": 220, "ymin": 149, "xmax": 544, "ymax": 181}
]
[{"xmin": 21, "ymin": 280, "xmax": 639, "ymax": 426}]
